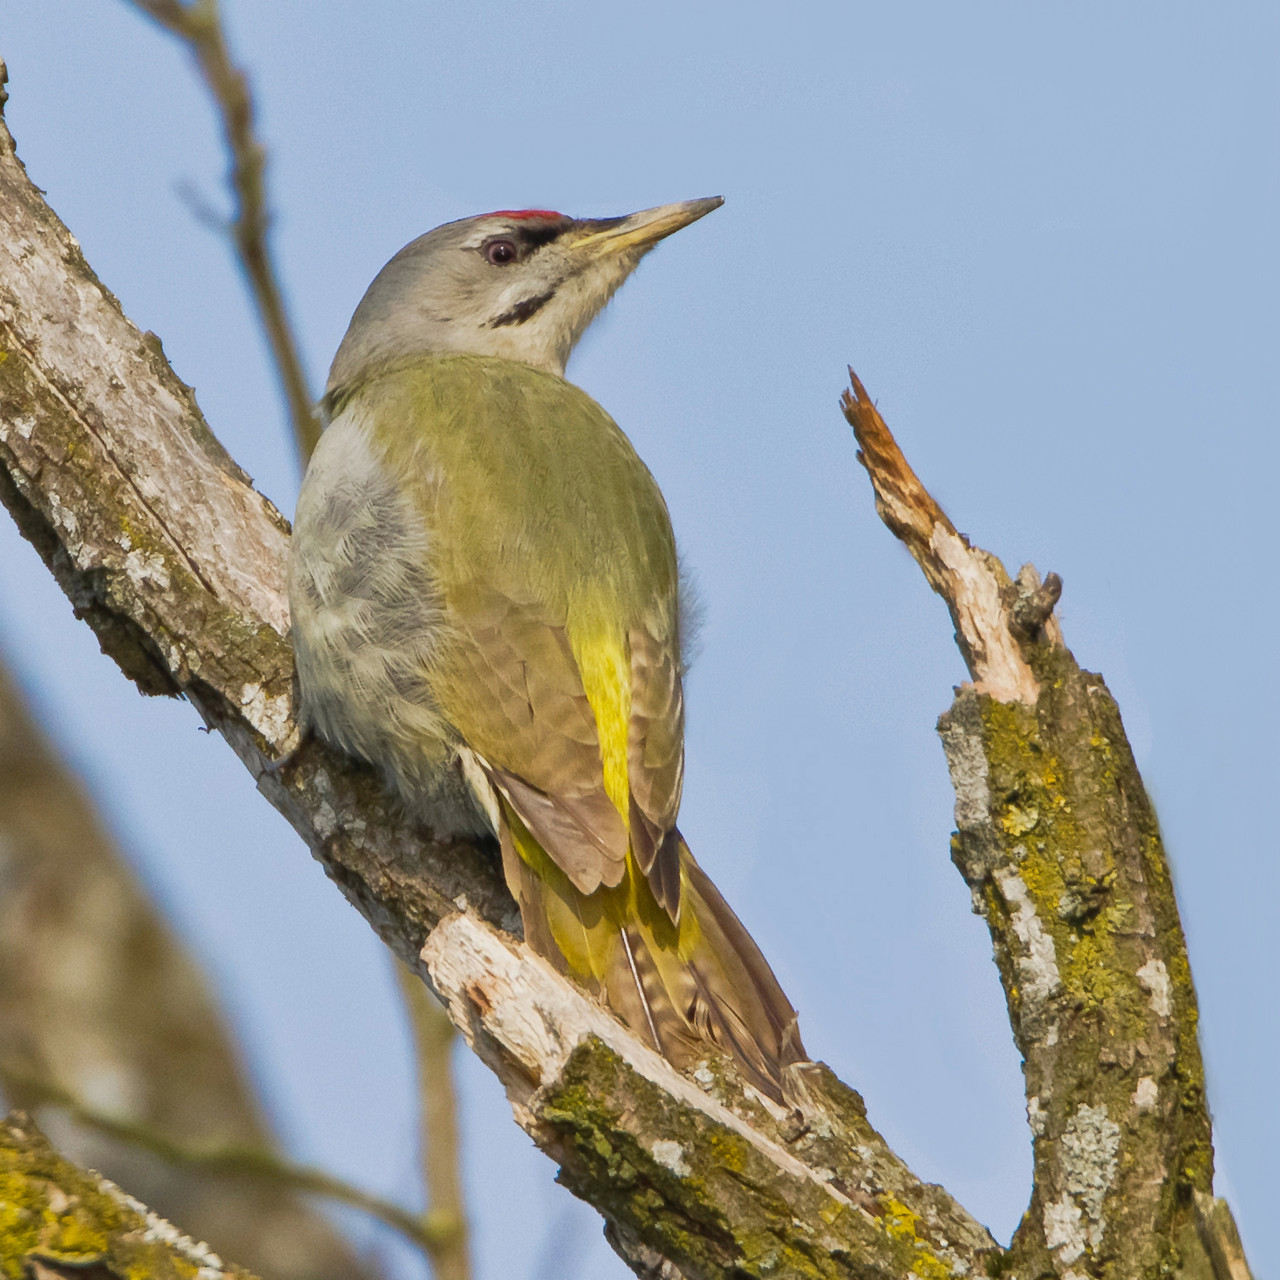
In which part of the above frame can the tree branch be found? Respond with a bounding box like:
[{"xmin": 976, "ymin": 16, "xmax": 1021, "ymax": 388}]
[
  {"xmin": 842, "ymin": 374, "xmax": 1247, "ymax": 1279},
  {"xmin": 419, "ymin": 913, "xmax": 1001, "ymax": 1278},
  {"xmin": 0, "ymin": 60, "xmax": 995, "ymax": 1280}
]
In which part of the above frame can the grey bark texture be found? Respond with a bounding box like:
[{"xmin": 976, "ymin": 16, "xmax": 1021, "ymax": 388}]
[{"xmin": 0, "ymin": 57, "xmax": 1252, "ymax": 1280}]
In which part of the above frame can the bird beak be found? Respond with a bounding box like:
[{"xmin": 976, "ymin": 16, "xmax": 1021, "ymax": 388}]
[{"xmin": 571, "ymin": 197, "xmax": 724, "ymax": 256}]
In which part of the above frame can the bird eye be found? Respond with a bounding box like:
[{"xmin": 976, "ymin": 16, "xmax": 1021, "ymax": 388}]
[{"xmin": 485, "ymin": 239, "xmax": 518, "ymax": 265}]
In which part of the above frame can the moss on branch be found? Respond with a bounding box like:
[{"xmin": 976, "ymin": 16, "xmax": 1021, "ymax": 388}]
[{"xmin": 0, "ymin": 1113, "xmax": 257, "ymax": 1280}]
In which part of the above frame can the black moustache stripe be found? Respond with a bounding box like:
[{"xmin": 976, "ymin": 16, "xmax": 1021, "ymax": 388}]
[{"xmin": 490, "ymin": 290, "xmax": 556, "ymax": 327}]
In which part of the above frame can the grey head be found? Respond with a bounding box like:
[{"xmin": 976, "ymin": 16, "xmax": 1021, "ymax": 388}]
[{"xmin": 327, "ymin": 197, "xmax": 723, "ymax": 403}]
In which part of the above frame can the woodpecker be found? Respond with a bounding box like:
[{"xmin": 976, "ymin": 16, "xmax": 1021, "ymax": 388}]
[{"xmin": 288, "ymin": 199, "xmax": 806, "ymax": 1100}]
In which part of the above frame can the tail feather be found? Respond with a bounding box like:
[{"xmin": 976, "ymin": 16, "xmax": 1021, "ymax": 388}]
[
  {"xmin": 670, "ymin": 837, "xmax": 807, "ymax": 1100},
  {"xmin": 499, "ymin": 799, "xmax": 807, "ymax": 1103},
  {"xmin": 498, "ymin": 806, "xmax": 606, "ymax": 997},
  {"xmin": 618, "ymin": 927, "xmax": 663, "ymax": 1051}
]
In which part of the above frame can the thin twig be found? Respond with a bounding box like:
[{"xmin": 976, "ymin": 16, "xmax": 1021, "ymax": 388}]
[
  {"xmin": 396, "ymin": 963, "xmax": 472, "ymax": 1280},
  {"xmin": 1, "ymin": 1064, "xmax": 449, "ymax": 1258},
  {"xmin": 129, "ymin": 0, "xmax": 322, "ymax": 462}
]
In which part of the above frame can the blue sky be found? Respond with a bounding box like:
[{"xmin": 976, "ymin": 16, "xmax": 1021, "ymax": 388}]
[{"xmin": 0, "ymin": 3, "xmax": 1275, "ymax": 1276}]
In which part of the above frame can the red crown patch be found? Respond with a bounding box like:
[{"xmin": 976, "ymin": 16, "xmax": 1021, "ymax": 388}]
[{"xmin": 483, "ymin": 209, "xmax": 565, "ymax": 221}]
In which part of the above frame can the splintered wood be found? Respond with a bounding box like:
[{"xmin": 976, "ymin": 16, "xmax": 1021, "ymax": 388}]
[{"xmin": 841, "ymin": 369, "xmax": 1058, "ymax": 705}]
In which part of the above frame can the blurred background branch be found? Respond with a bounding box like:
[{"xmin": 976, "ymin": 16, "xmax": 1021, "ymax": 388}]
[
  {"xmin": 127, "ymin": 0, "xmax": 321, "ymax": 462},
  {"xmin": 0, "ymin": 1063, "xmax": 458, "ymax": 1259},
  {"xmin": 133, "ymin": 6, "xmax": 478, "ymax": 1266},
  {"xmin": 396, "ymin": 964, "xmax": 473, "ymax": 1280},
  {"xmin": 0, "ymin": 653, "xmax": 377, "ymax": 1280}
]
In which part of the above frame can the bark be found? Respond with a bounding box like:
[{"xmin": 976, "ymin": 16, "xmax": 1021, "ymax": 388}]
[{"xmin": 0, "ymin": 54, "xmax": 1251, "ymax": 1280}]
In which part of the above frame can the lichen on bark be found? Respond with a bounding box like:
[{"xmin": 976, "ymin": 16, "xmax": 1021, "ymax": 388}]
[
  {"xmin": 539, "ymin": 1041, "xmax": 988, "ymax": 1280},
  {"xmin": 0, "ymin": 1113, "xmax": 257, "ymax": 1280},
  {"xmin": 939, "ymin": 647, "xmax": 1212, "ymax": 1277}
]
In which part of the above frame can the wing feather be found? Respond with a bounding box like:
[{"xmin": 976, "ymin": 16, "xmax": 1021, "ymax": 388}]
[
  {"xmin": 627, "ymin": 619, "xmax": 685, "ymax": 917},
  {"xmin": 436, "ymin": 584, "xmax": 629, "ymax": 894}
]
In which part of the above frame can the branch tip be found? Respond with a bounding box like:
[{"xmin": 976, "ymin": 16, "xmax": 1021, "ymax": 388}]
[{"xmin": 841, "ymin": 365, "xmax": 1042, "ymax": 700}]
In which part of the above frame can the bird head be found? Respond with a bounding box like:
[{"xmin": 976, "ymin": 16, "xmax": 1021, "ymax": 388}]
[{"xmin": 327, "ymin": 197, "xmax": 723, "ymax": 400}]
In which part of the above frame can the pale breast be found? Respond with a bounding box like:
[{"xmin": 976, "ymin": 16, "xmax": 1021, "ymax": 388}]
[{"xmin": 287, "ymin": 404, "xmax": 492, "ymax": 837}]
